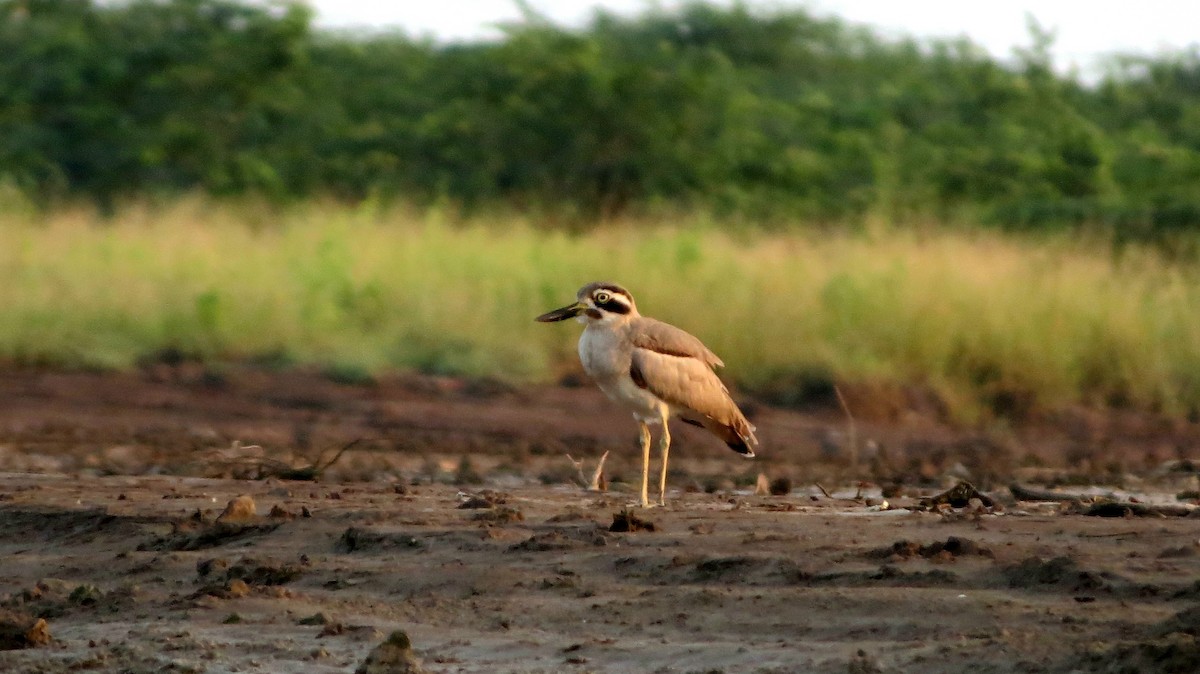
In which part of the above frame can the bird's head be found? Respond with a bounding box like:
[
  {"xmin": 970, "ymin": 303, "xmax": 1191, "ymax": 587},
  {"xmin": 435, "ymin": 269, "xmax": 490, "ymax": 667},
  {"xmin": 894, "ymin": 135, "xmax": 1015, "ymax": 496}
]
[{"xmin": 535, "ymin": 282, "xmax": 638, "ymax": 325}]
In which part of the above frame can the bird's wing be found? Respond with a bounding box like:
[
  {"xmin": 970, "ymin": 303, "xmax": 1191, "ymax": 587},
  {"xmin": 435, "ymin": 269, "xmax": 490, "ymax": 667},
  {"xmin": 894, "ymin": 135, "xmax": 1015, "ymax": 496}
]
[
  {"xmin": 630, "ymin": 347, "xmax": 757, "ymax": 455},
  {"xmin": 628, "ymin": 317, "xmax": 724, "ymax": 369}
]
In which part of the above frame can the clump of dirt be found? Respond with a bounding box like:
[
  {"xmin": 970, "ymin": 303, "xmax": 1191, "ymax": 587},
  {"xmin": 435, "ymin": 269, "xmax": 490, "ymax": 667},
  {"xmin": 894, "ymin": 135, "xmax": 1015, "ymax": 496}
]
[
  {"xmin": 691, "ymin": 556, "xmax": 808, "ymax": 585},
  {"xmin": 0, "ymin": 506, "xmax": 154, "ymax": 546},
  {"xmin": 196, "ymin": 556, "xmax": 305, "ymax": 586},
  {"xmin": 509, "ymin": 528, "xmax": 609, "ymax": 552},
  {"xmin": 0, "ymin": 610, "xmax": 50, "ymax": 650},
  {"xmin": 298, "ymin": 612, "xmax": 332, "ymax": 625},
  {"xmin": 471, "ymin": 506, "xmax": 524, "ymax": 524},
  {"xmin": 458, "ymin": 491, "xmax": 509, "ymax": 509},
  {"xmin": 803, "ymin": 565, "xmax": 959, "ymax": 587},
  {"xmin": 2, "ymin": 579, "xmax": 137, "ymax": 619},
  {"xmin": 1153, "ymin": 606, "xmax": 1200, "ymax": 638},
  {"xmin": 1077, "ymin": 632, "xmax": 1200, "ymax": 674},
  {"xmin": 355, "ymin": 630, "xmax": 425, "ymax": 674},
  {"xmin": 196, "ymin": 557, "xmax": 229, "ymax": 578},
  {"xmin": 337, "ymin": 527, "xmax": 423, "ymax": 553},
  {"xmin": 545, "ymin": 509, "xmax": 596, "ymax": 523},
  {"xmin": 268, "ymin": 504, "xmax": 297, "ymax": 520},
  {"xmin": 918, "ymin": 481, "xmax": 996, "ymax": 509},
  {"xmin": 609, "ymin": 510, "xmax": 656, "ymax": 532},
  {"xmin": 320, "ymin": 622, "xmax": 384, "ymax": 640},
  {"xmin": 869, "ymin": 537, "xmax": 994, "ymax": 562},
  {"xmin": 138, "ymin": 519, "xmax": 282, "ymax": 551},
  {"xmin": 1003, "ymin": 556, "xmax": 1130, "ymax": 594},
  {"xmin": 190, "ymin": 578, "xmax": 251, "ymax": 600},
  {"xmin": 216, "ymin": 495, "xmax": 257, "ymax": 522},
  {"xmin": 1064, "ymin": 605, "xmax": 1200, "ymax": 673},
  {"xmin": 769, "ymin": 476, "xmax": 793, "ymax": 496}
]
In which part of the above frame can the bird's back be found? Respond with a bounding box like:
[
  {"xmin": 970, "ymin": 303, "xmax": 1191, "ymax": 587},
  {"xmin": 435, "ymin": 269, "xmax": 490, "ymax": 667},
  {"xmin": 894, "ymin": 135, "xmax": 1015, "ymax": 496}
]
[{"xmin": 624, "ymin": 318, "xmax": 758, "ymax": 456}]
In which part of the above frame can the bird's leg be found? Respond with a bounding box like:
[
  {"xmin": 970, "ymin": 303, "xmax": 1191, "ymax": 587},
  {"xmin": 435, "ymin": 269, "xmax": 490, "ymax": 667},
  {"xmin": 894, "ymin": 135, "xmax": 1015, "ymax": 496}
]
[
  {"xmin": 657, "ymin": 411, "xmax": 671, "ymax": 506},
  {"xmin": 638, "ymin": 421, "xmax": 652, "ymax": 508}
]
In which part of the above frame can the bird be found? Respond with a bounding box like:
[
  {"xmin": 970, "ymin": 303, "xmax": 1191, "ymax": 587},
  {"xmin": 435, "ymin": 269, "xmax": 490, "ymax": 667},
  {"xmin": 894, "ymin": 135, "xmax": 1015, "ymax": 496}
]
[{"xmin": 536, "ymin": 281, "xmax": 758, "ymax": 507}]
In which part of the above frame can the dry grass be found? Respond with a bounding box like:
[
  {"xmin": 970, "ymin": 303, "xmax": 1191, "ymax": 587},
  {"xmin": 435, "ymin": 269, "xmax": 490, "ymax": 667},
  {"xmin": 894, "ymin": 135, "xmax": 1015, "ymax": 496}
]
[{"xmin": 3, "ymin": 196, "xmax": 1199, "ymax": 421}]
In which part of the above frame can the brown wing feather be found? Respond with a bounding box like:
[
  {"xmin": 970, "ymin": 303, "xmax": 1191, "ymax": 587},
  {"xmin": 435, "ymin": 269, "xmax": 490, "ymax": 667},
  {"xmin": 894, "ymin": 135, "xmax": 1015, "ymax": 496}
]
[
  {"xmin": 630, "ymin": 348, "xmax": 757, "ymax": 456},
  {"xmin": 628, "ymin": 317, "xmax": 724, "ymax": 369}
]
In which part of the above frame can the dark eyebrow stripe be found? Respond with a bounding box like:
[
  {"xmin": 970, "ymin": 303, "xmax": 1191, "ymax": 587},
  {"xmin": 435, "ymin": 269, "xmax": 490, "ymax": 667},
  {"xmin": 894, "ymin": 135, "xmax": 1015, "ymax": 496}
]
[{"xmin": 599, "ymin": 297, "xmax": 631, "ymax": 314}]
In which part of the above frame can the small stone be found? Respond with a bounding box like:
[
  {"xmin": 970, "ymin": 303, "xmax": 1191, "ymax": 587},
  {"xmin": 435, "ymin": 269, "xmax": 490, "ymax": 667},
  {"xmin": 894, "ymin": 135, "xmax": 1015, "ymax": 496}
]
[{"xmin": 216, "ymin": 495, "xmax": 257, "ymax": 523}]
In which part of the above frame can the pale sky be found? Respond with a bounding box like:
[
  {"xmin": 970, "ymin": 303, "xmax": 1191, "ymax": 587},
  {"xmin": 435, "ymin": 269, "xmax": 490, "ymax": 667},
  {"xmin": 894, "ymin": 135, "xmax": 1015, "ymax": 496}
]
[{"xmin": 304, "ymin": 1, "xmax": 1200, "ymax": 77}]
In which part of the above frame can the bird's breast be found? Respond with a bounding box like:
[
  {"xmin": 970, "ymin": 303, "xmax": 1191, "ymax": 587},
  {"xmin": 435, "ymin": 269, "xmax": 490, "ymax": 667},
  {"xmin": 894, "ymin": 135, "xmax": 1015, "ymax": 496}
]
[
  {"xmin": 577, "ymin": 326, "xmax": 628, "ymax": 381},
  {"xmin": 578, "ymin": 326, "xmax": 668, "ymax": 422}
]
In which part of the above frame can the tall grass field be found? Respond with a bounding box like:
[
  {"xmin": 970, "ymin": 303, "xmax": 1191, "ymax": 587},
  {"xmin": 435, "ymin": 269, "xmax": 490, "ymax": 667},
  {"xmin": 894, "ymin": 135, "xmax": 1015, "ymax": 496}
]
[{"xmin": 3, "ymin": 198, "xmax": 1200, "ymax": 422}]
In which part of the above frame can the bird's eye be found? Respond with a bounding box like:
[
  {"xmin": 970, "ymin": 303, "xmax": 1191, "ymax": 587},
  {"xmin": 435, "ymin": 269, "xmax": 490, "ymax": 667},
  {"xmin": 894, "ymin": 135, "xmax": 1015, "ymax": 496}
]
[{"xmin": 595, "ymin": 292, "xmax": 611, "ymax": 304}]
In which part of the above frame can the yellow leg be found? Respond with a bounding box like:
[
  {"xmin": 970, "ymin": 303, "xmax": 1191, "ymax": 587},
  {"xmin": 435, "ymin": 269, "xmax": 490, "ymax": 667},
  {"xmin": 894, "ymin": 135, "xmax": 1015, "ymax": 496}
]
[
  {"xmin": 657, "ymin": 412, "xmax": 671, "ymax": 506},
  {"xmin": 638, "ymin": 422, "xmax": 652, "ymax": 508}
]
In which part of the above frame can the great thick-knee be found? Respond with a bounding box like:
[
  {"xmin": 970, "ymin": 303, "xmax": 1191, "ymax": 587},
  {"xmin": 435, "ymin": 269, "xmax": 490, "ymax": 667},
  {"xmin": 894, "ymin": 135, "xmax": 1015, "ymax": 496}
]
[{"xmin": 536, "ymin": 282, "xmax": 758, "ymax": 507}]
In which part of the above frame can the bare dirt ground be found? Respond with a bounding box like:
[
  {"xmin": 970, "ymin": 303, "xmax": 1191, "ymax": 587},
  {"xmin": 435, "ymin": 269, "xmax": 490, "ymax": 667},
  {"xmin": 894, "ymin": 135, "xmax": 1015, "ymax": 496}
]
[{"xmin": 2, "ymin": 366, "xmax": 1200, "ymax": 673}]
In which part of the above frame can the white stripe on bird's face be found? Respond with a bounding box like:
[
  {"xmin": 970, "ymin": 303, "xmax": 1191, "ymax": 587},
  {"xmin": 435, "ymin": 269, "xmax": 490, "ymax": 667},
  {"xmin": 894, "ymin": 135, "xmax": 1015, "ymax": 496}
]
[{"xmin": 581, "ymin": 292, "xmax": 634, "ymax": 325}]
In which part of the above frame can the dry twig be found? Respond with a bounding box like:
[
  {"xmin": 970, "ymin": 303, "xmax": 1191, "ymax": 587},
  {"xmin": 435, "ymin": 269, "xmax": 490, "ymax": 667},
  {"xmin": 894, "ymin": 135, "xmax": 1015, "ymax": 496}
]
[
  {"xmin": 1009, "ymin": 483, "xmax": 1087, "ymax": 504},
  {"xmin": 205, "ymin": 438, "xmax": 362, "ymax": 481},
  {"xmin": 833, "ymin": 385, "xmax": 858, "ymax": 469},
  {"xmin": 566, "ymin": 451, "xmax": 609, "ymax": 491}
]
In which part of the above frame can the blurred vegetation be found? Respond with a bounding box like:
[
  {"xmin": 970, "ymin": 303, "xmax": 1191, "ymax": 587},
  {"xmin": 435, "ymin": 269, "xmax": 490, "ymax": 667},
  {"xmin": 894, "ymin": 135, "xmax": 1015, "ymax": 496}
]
[
  {"xmin": 6, "ymin": 0, "xmax": 1200, "ymax": 422},
  {"xmin": 4, "ymin": 201, "xmax": 1200, "ymax": 424},
  {"xmin": 2, "ymin": 0, "xmax": 1200, "ymax": 236}
]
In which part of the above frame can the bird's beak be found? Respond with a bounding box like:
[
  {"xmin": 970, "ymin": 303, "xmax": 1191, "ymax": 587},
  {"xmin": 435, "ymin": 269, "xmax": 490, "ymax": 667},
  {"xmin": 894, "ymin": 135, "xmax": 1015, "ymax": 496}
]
[{"xmin": 535, "ymin": 301, "xmax": 586, "ymax": 322}]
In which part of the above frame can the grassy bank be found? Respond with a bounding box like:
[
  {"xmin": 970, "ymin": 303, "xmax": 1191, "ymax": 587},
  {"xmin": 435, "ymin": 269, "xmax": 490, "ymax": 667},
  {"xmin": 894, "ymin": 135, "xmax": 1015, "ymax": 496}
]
[{"xmin": 3, "ymin": 198, "xmax": 1199, "ymax": 422}]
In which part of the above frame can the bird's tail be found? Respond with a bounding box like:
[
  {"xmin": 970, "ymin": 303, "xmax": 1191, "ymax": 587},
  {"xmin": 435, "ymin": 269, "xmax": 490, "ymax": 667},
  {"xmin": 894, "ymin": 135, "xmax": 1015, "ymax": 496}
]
[
  {"xmin": 729, "ymin": 421, "xmax": 758, "ymax": 458},
  {"xmin": 698, "ymin": 416, "xmax": 757, "ymax": 458}
]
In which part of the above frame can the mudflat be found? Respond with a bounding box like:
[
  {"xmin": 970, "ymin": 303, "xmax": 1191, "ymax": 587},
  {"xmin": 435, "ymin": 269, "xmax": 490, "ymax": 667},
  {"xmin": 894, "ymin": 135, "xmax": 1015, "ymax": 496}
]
[{"xmin": 1, "ymin": 368, "xmax": 1199, "ymax": 673}]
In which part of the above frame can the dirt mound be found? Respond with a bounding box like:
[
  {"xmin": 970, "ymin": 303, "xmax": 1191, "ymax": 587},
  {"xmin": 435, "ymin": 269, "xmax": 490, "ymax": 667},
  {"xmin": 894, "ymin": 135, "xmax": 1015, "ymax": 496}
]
[
  {"xmin": 138, "ymin": 519, "xmax": 282, "ymax": 551},
  {"xmin": 811, "ymin": 565, "xmax": 959, "ymax": 587},
  {"xmin": 196, "ymin": 556, "xmax": 305, "ymax": 586},
  {"xmin": 2, "ymin": 579, "xmax": 137, "ymax": 620},
  {"xmin": 1003, "ymin": 556, "xmax": 1143, "ymax": 595},
  {"xmin": 609, "ymin": 510, "xmax": 657, "ymax": 532},
  {"xmin": 1076, "ymin": 633, "xmax": 1200, "ymax": 674},
  {"xmin": 691, "ymin": 555, "xmax": 808, "ymax": 584},
  {"xmin": 355, "ymin": 630, "xmax": 425, "ymax": 674},
  {"xmin": 508, "ymin": 527, "xmax": 610, "ymax": 552},
  {"xmin": 337, "ymin": 527, "xmax": 424, "ymax": 553},
  {"xmin": 0, "ymin": 506, "xmax": 159, "ymax": 545},
  {"xmin": 868, "ymin": 536, "xmax": 994, "ymax": 562},
  {"xmin": 0, "ymin": 610, "xmax": 50, "ymax": 650},
  {"xmin": 1154, "ymin": 606, "xmax": 1200, "ymax": 638}
]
